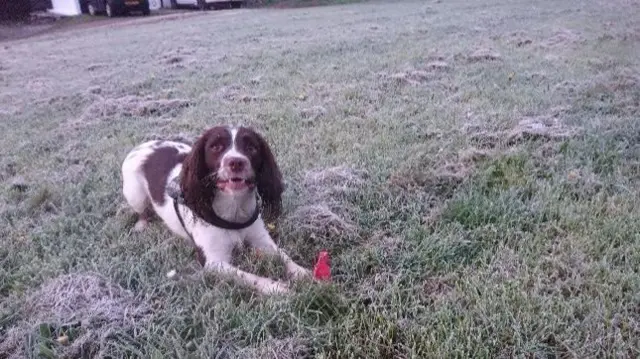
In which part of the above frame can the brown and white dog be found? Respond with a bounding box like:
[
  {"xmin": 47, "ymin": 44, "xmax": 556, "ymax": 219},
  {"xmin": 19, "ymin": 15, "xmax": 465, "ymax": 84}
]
[{"xmin": 121, "ymin": 125, "xmax": 310, "ymax": 294}]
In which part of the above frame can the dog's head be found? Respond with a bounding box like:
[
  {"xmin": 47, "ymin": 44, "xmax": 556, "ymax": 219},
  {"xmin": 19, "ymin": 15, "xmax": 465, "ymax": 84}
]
[{"xmin": 180, "ymin": 125, "xmax": 284, "ymax": 222}]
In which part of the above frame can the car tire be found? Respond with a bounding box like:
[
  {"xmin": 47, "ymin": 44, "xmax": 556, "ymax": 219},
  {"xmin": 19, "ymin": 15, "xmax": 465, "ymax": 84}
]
[
  {"xmin": 141, "ymin": 0, "xmax": 151, "ymax": 15},
  {"xmin": 170, "ymin": 0, "xmax": 178, "ymax": 9},
  {"xmin": 105, "ymin": 2, "xmax": 114, "ymax": 16},
  {"xmin": 87, "ymin": 3, "xmax": 97, "ymax": 15},
  {"xmin": 197, "ymin": 0, "xmax": 207, "ymax": 10}
]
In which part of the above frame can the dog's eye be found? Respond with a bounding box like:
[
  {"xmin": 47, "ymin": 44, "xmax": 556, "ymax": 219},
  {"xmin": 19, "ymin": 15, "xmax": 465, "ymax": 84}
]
[
  {"xmin": 209, "ymin": 143, "xmax": 224, "ymax": 152},
  {"xmin": 247, "ymin": 144, "xmax": 258, "ymax": 154}
]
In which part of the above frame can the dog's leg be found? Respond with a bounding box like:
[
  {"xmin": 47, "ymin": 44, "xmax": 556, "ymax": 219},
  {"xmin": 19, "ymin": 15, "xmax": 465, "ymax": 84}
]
[
  {"xmin": 194, "ymin": 229, "xmax": 289, "ymax": 294},
  {"xmin": 245, "ymin": 226, "xmax": 311, "ymax": 280},
  {"xmin": 122, "ymin": 165, "xmax": 152, "ymax": 232},
  {"xmin": 133, "ymin": 207, "xmax": 154, "ymax": 232},
  {"xmin": 205, "ymin": 261, "xmax": 290, "ymax": 294}
]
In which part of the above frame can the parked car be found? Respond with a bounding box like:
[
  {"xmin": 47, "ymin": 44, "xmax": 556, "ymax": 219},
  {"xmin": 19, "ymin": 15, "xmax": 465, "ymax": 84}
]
[
  {"xmin": 87, "ymin": 0, "xmax": 150, "ymax": 17},
  {"xmin": 170, "ymin": 0, "xmax": 243, "ymax": 10}
]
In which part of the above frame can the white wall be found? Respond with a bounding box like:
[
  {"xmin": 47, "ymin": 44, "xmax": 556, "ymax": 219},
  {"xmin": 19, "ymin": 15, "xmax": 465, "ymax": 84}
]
[{"xmin": 49, "ymin": 0, "xmax": 81, "ymax": 16}]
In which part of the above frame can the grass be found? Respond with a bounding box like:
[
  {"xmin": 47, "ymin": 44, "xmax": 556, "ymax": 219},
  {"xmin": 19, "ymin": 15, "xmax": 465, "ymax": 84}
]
[{"xmin": 1, "ymin": 0, "xmax": 640, "ymax": 357}]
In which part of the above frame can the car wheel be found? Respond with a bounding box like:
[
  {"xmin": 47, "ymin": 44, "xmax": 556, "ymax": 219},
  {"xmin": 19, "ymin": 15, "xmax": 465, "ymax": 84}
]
[
  {"xmin": 87, "ymin": 3, "xmax": 97, "ymax": 15},
  {"xmin": 105, "ymin": 2, "xmax": 114, "ymax": 16},
  {"xmin": 197, "ymin": 0, "xmax": 207, "ymax": 10},
  {"xmin": 170, "ymin": 0, "xmax": 177, "ymax": 9},
  {"xmin": 142, "ymin": 0, "xmax": 151, "ymax": 15}
]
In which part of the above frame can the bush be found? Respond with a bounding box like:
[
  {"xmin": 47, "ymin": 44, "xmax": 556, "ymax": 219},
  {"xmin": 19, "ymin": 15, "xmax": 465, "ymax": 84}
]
[{"xmin": 0, "ymin": 0, "xmax": 32, "ymax": 21}]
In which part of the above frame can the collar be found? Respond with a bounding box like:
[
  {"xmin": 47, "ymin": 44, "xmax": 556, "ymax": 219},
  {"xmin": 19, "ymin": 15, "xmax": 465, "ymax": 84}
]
[{"xmin": 173, "ymin": 191, "xmax": 260, "ymax": 231}]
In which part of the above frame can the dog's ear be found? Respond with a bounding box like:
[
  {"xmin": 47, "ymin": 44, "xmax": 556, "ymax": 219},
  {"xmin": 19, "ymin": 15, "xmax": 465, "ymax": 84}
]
[
  {"xmin": 254, "ymin": 131, "xmax": 284, "ymax": 222},
  {"xmin": 180, "ymin": 131, "xmax": 216, "ymax": 221}
]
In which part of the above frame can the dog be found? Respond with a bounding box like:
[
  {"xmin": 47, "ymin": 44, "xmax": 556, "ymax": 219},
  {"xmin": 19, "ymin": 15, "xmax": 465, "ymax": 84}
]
[{"xmin": 121, "ymin": 125, "xmax": 310, "ymax": 294}]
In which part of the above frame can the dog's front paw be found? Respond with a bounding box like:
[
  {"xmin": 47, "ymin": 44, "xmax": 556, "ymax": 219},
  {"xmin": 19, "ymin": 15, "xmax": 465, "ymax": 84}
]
[
  {"xmin": 287, "ymin": 264, "xmax": 312, "ymax": 281},
  {"xmin": 258, "ymin": 279, "xmax": 290, "ymax": 295},
  {"xmin": 133, "ymin": 219, "xmax": 148, "ymax": 232}
]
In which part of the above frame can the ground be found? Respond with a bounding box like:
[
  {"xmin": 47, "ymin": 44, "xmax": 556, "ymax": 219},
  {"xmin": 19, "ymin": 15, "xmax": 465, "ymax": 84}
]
[{"xmin": 1, "ymin": 0, "xmax": 640, "ymax": 357}]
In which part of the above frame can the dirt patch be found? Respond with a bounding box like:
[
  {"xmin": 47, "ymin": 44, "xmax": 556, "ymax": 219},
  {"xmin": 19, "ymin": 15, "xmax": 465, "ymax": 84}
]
[
  {"xmin": 216, "ymin": 84, "xmax": 266, "ymax": 103},
  {"xmin": 0, "ymin": 272, "xmax": 152, "ymax": 359},
  {"xmin": 86, "ymin": 63, "xmax": 107, "ymax": 72},
  {"xmin": 378, "ymin": 69, "xmax": 434, "ymax": 86},
  {"xmin": 571, "ymin": 69, "xmax": 640, "ymax": 116},
  {"xmin": 303, "ymin": 165, "xmax": 368, "ymax": 199},
  {"xmin": 424, "ymin": 60, "xmax": 450, "ymax": 71},
  {"xmin": 378, "ymin": 58, "xmax": 452, "ymax": 86},
  {"xmin": 469, "ymin": 115, "xmax": 578, "ymax": 149},
  {"xmin": 144, "ymin": 132, "xmax": 195, "ymax": 145},
  {"xmin": 288, "ymin": 203, "xmax": 357, "ymax": 237},
  {"xmin": 422, "ymin": 275, "xmax": 455, "ymax": 303},
  {"xmin": 608, "ymin": 68, "xmax": 640, "ymax": 92},
  {"xmin": 507, "ymin": 31, "xmax": 533, "ymax": 47},
  {"xmin": 535, "ymin": 237, "xmax": 589, "ymax": 298},
  {"xmin": 508, "ymin": 115, "xmax": 578, "ymax": 144},
  {"xmin": 300, "ymin": 105, "xmax": 327, "ymax": 123},
  {"xmin": 466, "ymin": 48, "xmax": 502, "ymax": 62},
  {"xmin": 540, "ymin": 29, "xmax": 582, "ymax": 48},
  {"xmin": 389, "ymin": 145, "xmax": 491, "ymax": 228},
  {"xmin": 160, "ymin": 47, "xmax": 197, "ymax": 68},
  {"xmin": 389, "ymin": 147, "xmax": 488, "ymax": 194},
  {"xmin": 489, "ymin": 248, "xmax": 521, "ymax": 281},
  {"xmin": 364, "ymin": 230, "xmax": 402, "ymax": 251},
  {"xmin": 553, "ymin": 80, "xmax": 579, "ymax": 97},
  {"xmin": 288, "ymin": 166, "xmax": 367, "ymax": 238},
  {"xmin": 76, "ymin": 95, "xmax": 192, "ymax": 125}
]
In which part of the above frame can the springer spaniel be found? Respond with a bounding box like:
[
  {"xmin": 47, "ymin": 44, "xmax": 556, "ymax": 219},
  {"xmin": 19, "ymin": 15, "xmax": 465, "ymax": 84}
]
[{"xmin": 121, "ymin": 125, "xmax": 310, "ymax": 294}]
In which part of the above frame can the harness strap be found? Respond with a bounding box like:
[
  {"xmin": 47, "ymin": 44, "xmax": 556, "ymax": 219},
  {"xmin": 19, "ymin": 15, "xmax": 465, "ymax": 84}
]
[
  {"xmin": 172, "ymin": 194, "xmax": 261, "ymax": 237},
  {"xmin": 173, "ymin": 198, "xmax": 194, "ymax": 241}
]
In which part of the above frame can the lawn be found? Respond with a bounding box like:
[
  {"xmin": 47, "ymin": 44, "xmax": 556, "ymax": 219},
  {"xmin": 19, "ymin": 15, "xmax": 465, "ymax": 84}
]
[{"xmin": 1, "ymin": 0, "xmax": 640, "ymax": 357}]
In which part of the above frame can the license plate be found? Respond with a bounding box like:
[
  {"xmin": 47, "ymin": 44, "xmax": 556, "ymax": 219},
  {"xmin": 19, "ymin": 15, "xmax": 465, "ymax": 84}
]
[{"xmin": 125, "ymin": 1, "xmax": 139, "ymax": 5}]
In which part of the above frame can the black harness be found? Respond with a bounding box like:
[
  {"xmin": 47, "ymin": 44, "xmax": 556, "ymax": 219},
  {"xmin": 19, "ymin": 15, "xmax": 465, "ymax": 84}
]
[{"xmin": 171, "ymin": 191, "xmax": 260, "ymax": 240}]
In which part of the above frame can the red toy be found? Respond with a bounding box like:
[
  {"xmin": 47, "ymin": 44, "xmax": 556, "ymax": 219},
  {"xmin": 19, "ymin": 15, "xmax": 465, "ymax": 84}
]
[{"xmin": 313, "ymin": 250, "xmax": 331, "ymax": 281}]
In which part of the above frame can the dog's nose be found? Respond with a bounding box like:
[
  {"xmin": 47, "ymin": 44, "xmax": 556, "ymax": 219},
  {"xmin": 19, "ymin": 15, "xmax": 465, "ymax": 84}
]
[{"xmin": 227, "ymin": 158, "xmax": 246, "ymax": 173}]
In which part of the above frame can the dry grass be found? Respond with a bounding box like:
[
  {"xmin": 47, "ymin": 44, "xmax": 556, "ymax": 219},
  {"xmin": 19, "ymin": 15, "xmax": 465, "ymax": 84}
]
[
  {"xmin": 286, "ymin": 166, "xmax": 367, "ymax": 239},
  {"xmin": 1, "ymin": 0, "xmax": 640, "ymax": 357},
  {"xmin": 0, "ymin": 273, "xmax": 151, "ymax": 358}
]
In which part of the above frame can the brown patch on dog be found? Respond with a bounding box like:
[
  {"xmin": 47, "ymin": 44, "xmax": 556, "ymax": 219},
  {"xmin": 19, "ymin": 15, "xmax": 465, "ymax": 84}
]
[{"xmin": 142, "ymin": 146, "xmax": 187, "ymax": 205}]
